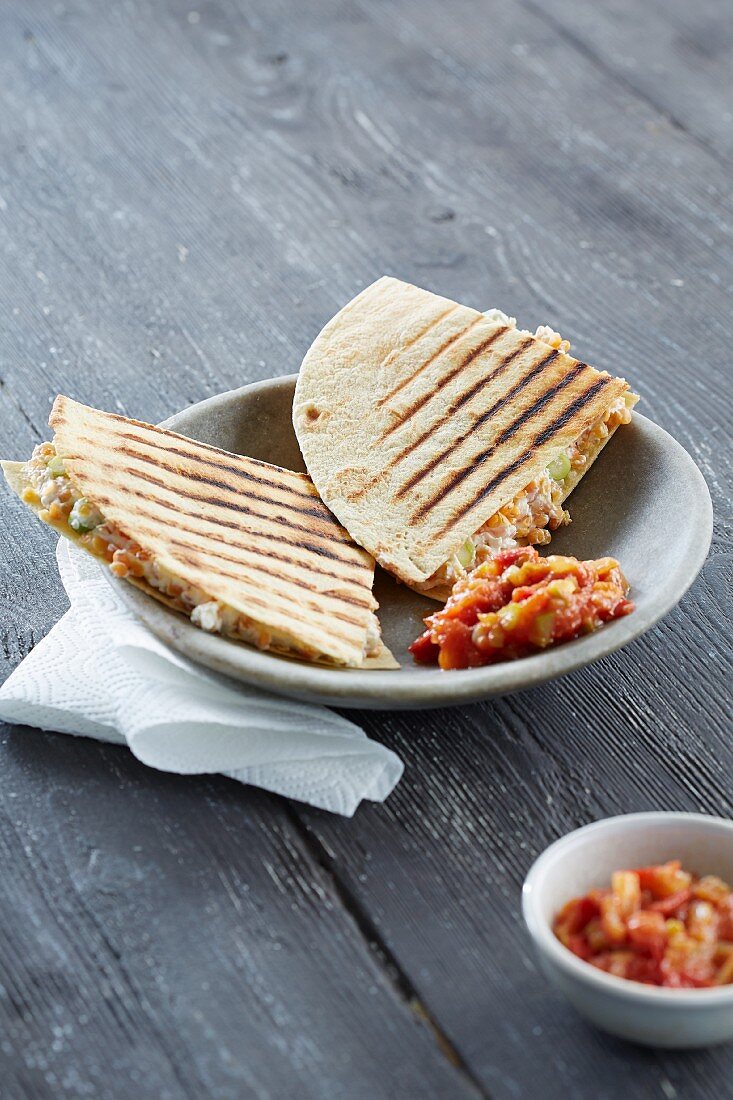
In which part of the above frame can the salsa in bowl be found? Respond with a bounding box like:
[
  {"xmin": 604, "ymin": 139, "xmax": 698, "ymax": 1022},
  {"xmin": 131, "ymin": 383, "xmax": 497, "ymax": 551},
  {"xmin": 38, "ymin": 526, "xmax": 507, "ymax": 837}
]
[
  {"xmin": 553, "ymin": 860, "xmax": 733, "ymax": 988},
  {"xmin": 522, "ymin": 813, "xmax": 733, "ymax": 1048}
]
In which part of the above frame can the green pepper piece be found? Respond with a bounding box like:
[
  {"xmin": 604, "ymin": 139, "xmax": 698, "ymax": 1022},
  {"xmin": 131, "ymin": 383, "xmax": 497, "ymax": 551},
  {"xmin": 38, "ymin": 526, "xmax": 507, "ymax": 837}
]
[
  {"xmin": 547, "ymin": 453, "xmax": 571, "ymax": 481},
  {"xmin": 530, "ymin": 611, "xmax": 556, "ymax": 647},
  {"xmin": 456, "ymin": 537, "xmax": 475, "ymax": 569},
  {"xmin": 47, "ymin": 455, "xmax": 66, "ymax": 477}
]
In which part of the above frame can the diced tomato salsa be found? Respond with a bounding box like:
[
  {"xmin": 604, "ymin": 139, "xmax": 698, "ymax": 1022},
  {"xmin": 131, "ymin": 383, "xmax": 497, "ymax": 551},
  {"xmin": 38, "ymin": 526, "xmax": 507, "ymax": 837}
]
[
  {"xmin": 553, "ymin": 861, "xmax": 733, "ymax": 987},
  {"xmin": 409, "ymin": 546, "xmax": 633, "ymax": 670}
]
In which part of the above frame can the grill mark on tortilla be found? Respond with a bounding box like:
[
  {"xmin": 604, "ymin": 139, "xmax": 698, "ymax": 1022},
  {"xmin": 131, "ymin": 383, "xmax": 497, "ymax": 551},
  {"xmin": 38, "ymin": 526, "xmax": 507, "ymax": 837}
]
[
  {"xmin": 427, "ymin": 376, "xmax": 613, "ymax": 539},
  {"xmin": 152, "ymin": 537, "xmax": 367, "ymax": 628},
  {"xmin": 85, "ymin": 481, "xmax": 369, "ymax": 577},
  {"xmin": 372, "ymin": 305, "xmax": 460, "ymax": 408},
  {"xmin": 446, "ymin": 337, "xmax": 537, "ymax": 420},
  {"xmin": 113, "ymin": 431, "xmax": 334, "ymax": 517},
  {"xmin": 54, "ymin": 403, "xmax": 321, "ymax": 498},
  {"xmin": 99, "ymin": 440, "xmax": 337, "ymax": 528},
  {"xmin": 412, "ymin": 361, "xmax": 584, "ymax": 522},
  {"xmin": 132, "ymin": 581, "xmax": 323, "ymax": 660},
  {"xmin": 375, "ymin": 315, "xmax": 483, "ymax": 412},
  {"xmin": 400, "ymin": 349, "xmax": 562, "ymax": 504},
  {"xmin": 330, "ymin": 336, "xmax": 541, "ymax": 506},
  {"xmin": 214, "ymin": 589, "xmax": 359, "ymax": 644},
  {"xmin": 379, "ymin": 326, "xmax": 509, "ymax": 443},
  {"xmin": 162, "ymin": 558, "xmax": 363, "ymax": 642},
  {"xmin": 385, "ymin": 333, "xmax": 533, "ymax": 474},
  {"xmin": 121, "ymin": 519, "xmax": 373, "ymax": 608},
  {"xmin": 69, "ymin": 456, "xmax": 366, "ymax": 564},
  {"xmin": 50, "ymin": 398, "xmax": 374, "ymax": 661}
]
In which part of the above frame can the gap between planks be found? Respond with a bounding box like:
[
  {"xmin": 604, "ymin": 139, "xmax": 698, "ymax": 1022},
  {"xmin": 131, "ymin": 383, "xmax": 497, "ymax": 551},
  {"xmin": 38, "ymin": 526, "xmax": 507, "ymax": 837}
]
[{"xmin": 282, "ymin": 805, "xmax": 490, "ymax": 1100}]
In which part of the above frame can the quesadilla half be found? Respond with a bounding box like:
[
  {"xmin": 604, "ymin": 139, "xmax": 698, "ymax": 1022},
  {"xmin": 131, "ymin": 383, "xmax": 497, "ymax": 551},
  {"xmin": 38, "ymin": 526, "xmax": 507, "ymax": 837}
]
[
  {"xmin": 294, "ymin": 277, "xmax": 638, "ymax": 599},
  {"xmin": 4, "ymin": 396, "xmax": 395, "ymax": 668}
]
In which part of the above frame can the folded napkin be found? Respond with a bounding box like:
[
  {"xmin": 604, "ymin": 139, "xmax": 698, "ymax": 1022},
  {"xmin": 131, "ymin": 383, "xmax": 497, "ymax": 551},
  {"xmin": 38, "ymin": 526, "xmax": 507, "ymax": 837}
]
[{"xmin": 0, "ymin": 540, "xmax": 403, "ymax": 815}]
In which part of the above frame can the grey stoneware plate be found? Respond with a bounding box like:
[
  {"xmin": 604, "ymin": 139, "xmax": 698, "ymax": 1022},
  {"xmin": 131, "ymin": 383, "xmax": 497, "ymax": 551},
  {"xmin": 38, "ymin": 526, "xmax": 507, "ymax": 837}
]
[{"xmin": 110, "ymin": 376, "xmax": 712, "ymax": 710}]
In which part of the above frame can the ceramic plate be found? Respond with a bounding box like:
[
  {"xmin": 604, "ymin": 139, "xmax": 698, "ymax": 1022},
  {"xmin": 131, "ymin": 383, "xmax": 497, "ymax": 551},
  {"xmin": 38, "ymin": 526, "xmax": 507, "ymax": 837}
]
[{"xmin": 109, "ymin": 376, "xmax": 712, "ymax": 709}]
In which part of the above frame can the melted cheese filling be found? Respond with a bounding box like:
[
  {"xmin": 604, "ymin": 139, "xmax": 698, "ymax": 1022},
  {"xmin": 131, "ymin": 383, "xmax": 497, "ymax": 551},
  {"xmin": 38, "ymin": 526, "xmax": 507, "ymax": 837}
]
[
  {"xmin": 22, "ymin": 444, "xmax": 380, "ymax": 661},
  {"xmin": 419, "ymin": 394, "xmax": 634, "ymax": 593}
]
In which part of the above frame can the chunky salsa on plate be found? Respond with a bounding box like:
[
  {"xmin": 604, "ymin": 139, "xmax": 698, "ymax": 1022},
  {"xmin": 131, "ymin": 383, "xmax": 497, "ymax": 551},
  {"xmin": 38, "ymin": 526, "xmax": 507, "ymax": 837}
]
[
  {"xmin": 409, "ymin": 546, "xmax": 634, "ymax": 670},
  {"xmin": 553, "ymin": 861, "xmax": 733, "ymax": 988}
]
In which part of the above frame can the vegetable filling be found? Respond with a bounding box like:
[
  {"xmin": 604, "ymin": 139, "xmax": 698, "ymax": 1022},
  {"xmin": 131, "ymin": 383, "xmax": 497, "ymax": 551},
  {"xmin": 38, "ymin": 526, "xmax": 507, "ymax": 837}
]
[
  {"xmin": 420, "ymin": 393, "xmax": 635, "ymax": 592},
  {"xmin": 23, "ymin": 443, "xmax": 380, "ymax": 660}
]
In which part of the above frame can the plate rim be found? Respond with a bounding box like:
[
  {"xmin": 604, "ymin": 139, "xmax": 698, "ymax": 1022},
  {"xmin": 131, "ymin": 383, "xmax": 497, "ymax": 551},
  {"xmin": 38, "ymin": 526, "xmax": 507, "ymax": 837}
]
[{"xmin": 108, "ymin": 376, "xmax": 713, "ymax": 710}]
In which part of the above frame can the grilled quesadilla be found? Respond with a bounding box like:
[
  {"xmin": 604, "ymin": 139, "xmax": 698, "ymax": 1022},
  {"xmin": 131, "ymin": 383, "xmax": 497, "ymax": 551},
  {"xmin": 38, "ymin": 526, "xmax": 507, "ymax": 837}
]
[
  {"xmin": 4, "ymin": 396, "xmax": 395, "ymax": 668},
  {"xmin": 294, "ymin": 277, "xmax": 638, "ymax": 600}
]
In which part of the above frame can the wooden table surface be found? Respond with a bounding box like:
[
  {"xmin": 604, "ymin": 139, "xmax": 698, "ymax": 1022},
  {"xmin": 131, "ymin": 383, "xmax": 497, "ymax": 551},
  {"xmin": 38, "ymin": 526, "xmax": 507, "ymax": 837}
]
[{"xmin": 1, "ymin": 2, "xmax": 731, "ymax": 1097}]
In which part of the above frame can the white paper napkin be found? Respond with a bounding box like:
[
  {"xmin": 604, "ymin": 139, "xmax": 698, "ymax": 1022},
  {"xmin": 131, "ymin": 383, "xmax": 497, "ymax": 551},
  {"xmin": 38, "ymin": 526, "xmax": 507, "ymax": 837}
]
[{"xmin": 0, "ymin": 540, "xmax": 403, "ymax": 815}]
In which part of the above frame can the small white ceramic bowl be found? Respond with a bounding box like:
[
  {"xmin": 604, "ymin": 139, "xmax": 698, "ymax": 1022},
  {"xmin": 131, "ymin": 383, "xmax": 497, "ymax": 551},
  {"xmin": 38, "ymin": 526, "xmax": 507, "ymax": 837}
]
[{"xmin": 523, "ymin": 812, "xmax": 733, "ymax": 1048}]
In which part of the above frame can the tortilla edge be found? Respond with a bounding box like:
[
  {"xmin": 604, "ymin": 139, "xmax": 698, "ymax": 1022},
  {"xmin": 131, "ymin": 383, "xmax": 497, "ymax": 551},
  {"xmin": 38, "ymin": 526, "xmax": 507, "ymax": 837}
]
[
  {"xmin": 405, "ymin": 409, "xmax": 635, "ymax": 604},
  {"xmin": 2, "ymin": 460, "xmax": 398, "ymax": 670}
]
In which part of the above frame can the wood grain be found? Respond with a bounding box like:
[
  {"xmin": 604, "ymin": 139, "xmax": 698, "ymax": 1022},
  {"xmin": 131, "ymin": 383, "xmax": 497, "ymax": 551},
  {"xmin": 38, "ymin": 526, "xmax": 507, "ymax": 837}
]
[
  {"xmin": 0, "ymin": 729, "xmax": 475, "ymax": 1099},
  {"xmin": 526, "ymin": 0, "xmax": 733, "ymax": 164},
  {"xmin": 0, "ymin": 0, "xmax": 731, "ymax": 1096}
]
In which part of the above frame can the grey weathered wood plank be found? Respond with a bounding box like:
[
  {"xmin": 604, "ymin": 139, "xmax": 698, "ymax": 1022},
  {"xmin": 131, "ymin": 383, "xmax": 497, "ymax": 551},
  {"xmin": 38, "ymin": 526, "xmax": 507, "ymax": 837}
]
[
  {"xmin": 524, "ymin": 0, "xmax": 733, "ymax": 164},
  {"xmin": 276, "ymin": 0, "xmax": 733, "ymax": 1095},
  {"xmin": 0, "ymin": 3, "xmax": 486, "ymax": 1095},
  {"xmin": 0, "ymin": 725, "xmax": 477, "ymax": 1100},
  {"xmin": 0, "ymin": 0, "xmax": 731, "ymax": 1097},
  {"xmin": 299, "ymin": 590, "xmax": 733, "ymax": 1098}
]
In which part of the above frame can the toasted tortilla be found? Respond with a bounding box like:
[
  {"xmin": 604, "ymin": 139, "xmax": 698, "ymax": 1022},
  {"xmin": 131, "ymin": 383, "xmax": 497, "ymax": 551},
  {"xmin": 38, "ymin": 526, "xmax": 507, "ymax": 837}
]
[
  {"xmin": 414, "ymin": 409, "xmax": 634, "ymax": 604},
  {"xmin": 294, "ymin": 277, "xmax": 631, "ymax": 587},
  {"xmin": 3, "ymin": 398, "xmax": 397, "ymax": 669}
]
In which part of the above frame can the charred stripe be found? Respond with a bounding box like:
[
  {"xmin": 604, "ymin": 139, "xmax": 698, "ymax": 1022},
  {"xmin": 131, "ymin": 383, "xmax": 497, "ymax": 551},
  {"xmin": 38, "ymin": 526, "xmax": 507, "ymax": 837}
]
[
  {"xmin": 202, "ymin": 583, "xmax": 361, "ymax": 645},
  {"xmin": 378, "ymin": 326, "xmax": 509, "ymax": 442},
  {"xmin": 105, "ymin": 442, "xmax": 336, "ymax": 527},
  {"xmin": 56, "ymin": 405, "xmax": 317, "ymax": 497},
  {"xmin": 73, "ymin": 457, "xmax": 365, "ymax": 561},
  {"xmin": 377, "ymin": 303, "xmax": 459, "ymax": 386},
  {"xmin": 385, "ymin": 333, "xmax": 533, "ymax": 475},
  {"xmin": 126, "ymin": 522, "xmax": 373, "ymax": 608},
  {"xmin": 399, "ymin": 349, "xmax": 562, "ymax": 502},
  {"xmin": 447, "ymin": 337, "xmax": 537, "ymax": 420},
  {"xmin": 429, "ymin": 376, "xmax": 613, "ymax": 539},
  {"xmin": 374, "ymin": 304, "xmax": 462, "ymax": 407},
  {"xmin": 375, "ymin": 315, "xmax": 483, "ymax": 410},
  {"xmin": 113, "ymin": 432, "xmax": 333, "ymax": 515},
  {"xmin": 158, "ymin": 536, "xmax": 368, "ymax": 627},
  {"xmin": 413, "ymin": 362, "xmax": 586, "ymax": 522},
  {"xmin": 83, "ymin": 473, "xmax": 372, "ymax": 572}
]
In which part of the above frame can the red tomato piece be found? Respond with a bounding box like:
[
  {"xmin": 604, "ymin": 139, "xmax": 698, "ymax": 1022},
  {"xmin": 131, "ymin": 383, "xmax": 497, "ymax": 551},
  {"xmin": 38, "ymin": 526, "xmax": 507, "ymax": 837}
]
[
  {"xmin": 627, "ymin": 910, "xmax": 668, "ymax": 956},
  {"xmin": 612, "ymin": 870, "xmax": 641, "ymax": 918},
  {"xmin": 408, "ymin": 631, "xmax": 440, "ymax": 664},
  {"xmin": 718, "ymin": 895, "xmax": 733, "ymax": 940},
  {"xmin": 599, "ymin": 894, "xmax": 627, "ymax": 946},
  {"xmin": 567, "ymin": 934, "xmax": 592, "ymax": 960},
  {"xmin": 635, "ymin": 861, "xmax": 692, "ymax": 899},
  {"xmin": 553, "ymin": 896, "xmax": 599, "ymax": 939},
  {"xmin": 648, "ymin": 888, "xmax": 692, "ymax": 916},
  {"xmin": 409, "ymin": 546, "xmax": 634, "ymax": 669},
  {"xmin": 553, "ymin": 860, "xmax": 733, "ymax": 987},
  {"xmin": 626, "ymin": 954, "xmax": 664, "ymax": 985}
]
